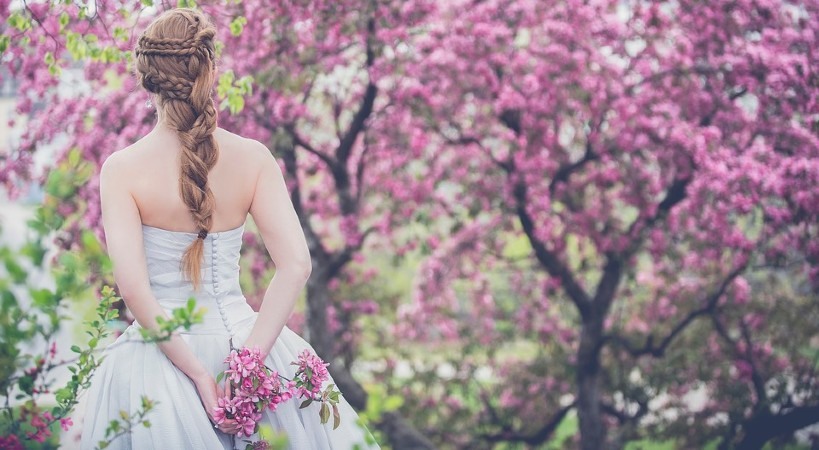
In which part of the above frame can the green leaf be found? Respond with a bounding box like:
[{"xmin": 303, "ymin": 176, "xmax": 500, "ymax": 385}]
[
  {"xmin": 67, "ymin": 147, "xmax": 82, "ymax": 166},
  {"xmin": 55, "ymin": 387, "xmax": 72, "ymax": 403},
  {"xmin": 59, "ymin": 11, "xmax": 70, "ymax": 29},
  {"xmin": 229, "ymin": 16, "xmax": 247, "ymax": 36},
  {"xmin": 18, "ymin": 375, "xmax": 34, "ymax": 395},
  {"xmin": 227, "ymin": 95, "xmax": 245, "ymax": 115},
  {"xmin": 8, "ymin": 12, "xmax": 32, "ymax": 32},
  {"xmin": 113, "ymin": 27, "xmax": 129, "ymax": 42},
  {"xmin": 4, "ymin": 255, "xmax": 26, "ymax": 283},
  {"xmin": 299, "ymin": 398, "xmax": 313, "ymax": 409},
  {"xmin": 48, "ymin": 63, "xmax": 62, "ymax": 77},
  {"xmin": 332, "ymin": 404, "xmax": 340, "ymax": 429},
  {"xmin": 384, "ymin": 394, "xmax": 403, "ymax": 411},
  {"xmin": 319, "ymin": 402, "xmax": 330, "ymax": 423}
]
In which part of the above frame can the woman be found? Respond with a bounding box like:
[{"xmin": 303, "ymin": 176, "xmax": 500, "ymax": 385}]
[{"xmin": 78, "ymin": 8, "xmax": 379, "ymax": 450}]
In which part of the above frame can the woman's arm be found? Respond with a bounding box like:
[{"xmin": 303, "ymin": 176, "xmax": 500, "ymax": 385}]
[
  {"xmin": 242, "ymin": 140, "xmax": 312, "ymax": 356},
  {"xmin": 99, "ymin": 151, "xmax": 210, "ymax": 383}
]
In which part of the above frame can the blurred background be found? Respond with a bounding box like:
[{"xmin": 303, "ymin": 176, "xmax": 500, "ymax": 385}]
[{"xmin": 1, "ymin": 1, "xmax": 818, "ymax": 449}]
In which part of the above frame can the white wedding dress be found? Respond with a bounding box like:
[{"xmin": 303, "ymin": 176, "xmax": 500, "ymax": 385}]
[{"xmin": 78, "ymin": 222, "xmax": 380, "ymax": 449}]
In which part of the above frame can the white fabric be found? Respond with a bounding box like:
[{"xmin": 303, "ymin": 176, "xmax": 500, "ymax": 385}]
[{"xmin": 78, "ymin": 223, "xmax": 380, "ymax": 449}]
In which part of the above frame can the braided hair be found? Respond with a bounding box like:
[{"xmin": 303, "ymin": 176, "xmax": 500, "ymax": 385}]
[{"xmin": 134, "ymin": 8, "xmax": 219, "ymax": 292}]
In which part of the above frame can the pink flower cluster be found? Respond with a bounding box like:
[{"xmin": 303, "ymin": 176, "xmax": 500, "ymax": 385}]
[
  {"xmin": 213, "ymin": 346, "xmax": 338, "ymax": 439},
  {"xmin": 292, "ymin": 349, "xmax": 331, "ymax": 398},
  {"xmin": 213, "ymin": 346, "xmax": 295, "ymax": 437}
]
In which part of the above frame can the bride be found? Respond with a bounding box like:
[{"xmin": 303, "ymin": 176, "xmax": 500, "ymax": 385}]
[{"xmin": 78, "ymin": 7, "xmax": 379, "ymax": 450}]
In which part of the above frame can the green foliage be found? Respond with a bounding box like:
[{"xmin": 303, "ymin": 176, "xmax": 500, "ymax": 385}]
[
  {"xmin": 51, "ymin": 286, "xmax": 120, "ymax": 419},
  {"xmin": 217, "ymin": 70, "xmax": 254, "ymax": 114},
  {"xmin": 229, "ymin": 16, "xmax": 248, "ymax": 36},
  {"xmin": 7, "ymin": 11, "xmax": 32, "ymax": 32},
  {"xmin": 354, "ymin": 383, "xmax": 403, "ymax": 449},
  {"xmin": 255, "ymin": 423, "xmax": 289, "ymax": 449},
  {"xmin": 95, "ymin": 396, "xmax": 155, "ymax": 450},
  {"xmin": 0, "ymin": 217, "xmax": 204, "ymax": 447},
  {"xmin": 137, "ymin": 297, "xmax": 206, "ymax": 342}
]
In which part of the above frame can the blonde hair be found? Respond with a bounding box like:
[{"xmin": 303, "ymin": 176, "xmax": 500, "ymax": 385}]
[{"xmin": 134, "ymin": 8, "xmax": 219, "ymax": 291}]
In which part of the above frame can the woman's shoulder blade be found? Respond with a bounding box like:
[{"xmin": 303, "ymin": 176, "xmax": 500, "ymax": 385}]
[{"xmin": 215, "ymin": 127, "xmax": 271, "ymax": 160}]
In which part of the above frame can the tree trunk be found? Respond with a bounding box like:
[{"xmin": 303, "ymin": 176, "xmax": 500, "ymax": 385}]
[
  {"xmin": 577, "ymin": 317, "xmax": 607, "ymax": 450},
  {"xmin": 304, "ymin": 269, "xmax": 334, "ymax": 362},
  {"xmin": 303, "ymin": 269, "xmax": 436, "ymax": 450}
]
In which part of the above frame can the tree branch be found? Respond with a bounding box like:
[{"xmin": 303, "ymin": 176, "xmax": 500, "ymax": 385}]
[
  {"xmin": 336, "ymin": 16, "xmax": 378, "ymax": 165},
  {"xmin": 326, "ymin": 225, "xmax": 376, "ymax": 280},
  {"xmin": 737, "ymin": 404, "xmax": 819, "ymax": 450},
  {"xmin": 601, "ymin": 397, "xmax": 649, "ymax": 425},
  {"xmin": 624, "ymin": 172, "xmax": 692, "ymax": 257},
  {"xmin": 277, "ymin": 139, "xmax": 330, "ymax": 262},
  {"xmin": 480, "ymin": 400, "xmax": 577, "ymax": 445},
  {"xmin": 592, "ymin": 252, "xmax": 624, "ymax": 317},
  {"xmin": 549, "ymin": 134, "xmax": 598, "ymax": 194},
  {"xmin": 513, "ymin": 181, "xmax": 593, "ymax": 319},
  {"xmin": 602, "ymin": 264, "xmax": 746, "ymax": 357},
  {"xmin": 286, "ymin": 125, "xmax": 337, "ymax": 169}
]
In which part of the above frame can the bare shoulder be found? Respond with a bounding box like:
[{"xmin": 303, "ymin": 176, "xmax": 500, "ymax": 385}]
[
  {"xmin": 214, "ymin": 127, "xmax": 278, "ymax": 179},
  {"xmin": 100, "ymin": 145, "xmax": 140, "ymax": 187},
  {"xmin": 215, "ymin": 127, "xmax": 271, "ymax": 158}
]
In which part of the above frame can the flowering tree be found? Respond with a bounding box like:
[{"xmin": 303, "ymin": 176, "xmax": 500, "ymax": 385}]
[
  {"xmin": 1, "ymin": 0, "xmax": 432, "ymax": 447},
  {"xmin": 4, "ymin": 0, "xmax": 819, "ymax": 448},
  {"xmin": 389, "ymin": 0, "xmax": 819, "ymax": 448}
]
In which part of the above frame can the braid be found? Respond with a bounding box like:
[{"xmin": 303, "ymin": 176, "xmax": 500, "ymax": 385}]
[{"xmin": 134, "ymin": 8, "xmax": 219, "ymax": 292}]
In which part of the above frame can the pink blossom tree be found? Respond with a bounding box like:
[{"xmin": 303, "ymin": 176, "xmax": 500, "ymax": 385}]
[
  {"xmin": 4, "ymin": 0, "xmax": 819, "ymax": 448},
  {"xmin": 389, "ymin": 0, "xmax": 819, "ymax": 448}
]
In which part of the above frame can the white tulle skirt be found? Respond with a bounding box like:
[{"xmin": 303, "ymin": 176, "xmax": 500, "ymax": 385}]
[{"xmin": 77, "ymin": 296, "xmax": 379, "ymax": 449}]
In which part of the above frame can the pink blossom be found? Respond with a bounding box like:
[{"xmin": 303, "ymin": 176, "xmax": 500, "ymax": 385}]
[{"xmin": 60, "ymin": 417, "xmax": 73, "ymax": 431}]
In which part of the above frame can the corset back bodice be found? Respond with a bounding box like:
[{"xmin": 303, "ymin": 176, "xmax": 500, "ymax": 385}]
[{"xmin": 141, "ymin": 222, "xmax": 253, "ymax": 336}]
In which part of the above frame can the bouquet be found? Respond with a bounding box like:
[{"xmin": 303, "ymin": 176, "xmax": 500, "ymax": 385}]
[{"xmin": 213, "ymin": 346, "xmax": 343, "ymax": 440}]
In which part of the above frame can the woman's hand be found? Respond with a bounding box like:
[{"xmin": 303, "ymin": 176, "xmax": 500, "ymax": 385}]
[{"xmin": 193, "ymin": 374, "xmax": 240, "ymax": 435}]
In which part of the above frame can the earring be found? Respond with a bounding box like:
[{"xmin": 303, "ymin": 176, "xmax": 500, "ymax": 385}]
[{"xmin": 145, "ymin": 98, "xmax": 153, "ymax": 108}]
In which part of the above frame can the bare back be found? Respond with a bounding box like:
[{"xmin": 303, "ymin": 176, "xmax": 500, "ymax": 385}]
[{"xmin": 120, "ymin": 127, "xmax": 263, "ymax": 233}]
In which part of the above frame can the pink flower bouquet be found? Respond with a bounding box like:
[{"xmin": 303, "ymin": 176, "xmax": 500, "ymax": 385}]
[{"xmin": 213, "ymin": 346, "xmax": 342, "ymax": 440}]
